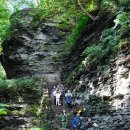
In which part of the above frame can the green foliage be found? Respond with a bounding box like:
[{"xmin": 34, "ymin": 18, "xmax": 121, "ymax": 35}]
[
  {"xmin": 0, "ymin": 0, "xmax": 10, "ymax": 53},
  {"xmin": 85, "ymin": 0, "xmax": 97, "ymax": 12},
  {"xmin": 0, "ymin": 63, "xmax": 6, "ymax": 80},
  {"xmin": 83, "ymin": 28, "xmax": 120, "ymax": 64},
  {"xmin": 11, "ymin": 12, "xmax": 29, "ymax": 29},
  {"xmin": 0, "ymin": 0, "xmax": 129, "ymax": 43},
  {"xmin": 0, "ymin": 77, "xmax": 42, "ymax": 100},
  {"xmin": 118, "ymin": 38, "xmax": 129, "ymax": 49},
  {"xmin": 28, "ymin": 128, "xmax": 44, "ymax": 130},
  {"xmin": 66, "ymin": 15, "xmax": 89, "ymax": 49},
  {"xmin": 0, "ymin": 103, "xmax": 9, "ymax": 115},
  {"xmin": 34, "ymin": 0, "xmax": 101, "ymax": 27},
  {"xmin": 83, "ymin": 10, "xmax": 130, "ymax": 65},
  {"xmin": 66, "ymin": 9, "xmax": 129, "ymax": 85},
  {"xmin": 40, "ymin": 98, "xmax": 55, "ymax": 130},
  {"xmin": 100, "ymin": 0, "xmax": 117, "ymax": 11},
  {"xmin": 0, "ymin": 108, "xmax": 8, "ymax": 115},
  {"xmin": 98, "ymin": 0, "xmax": 130, "ymax": 11},
  {"xmin": 0, "ymin": 0, "xmax": 36, "ymax": 52},
  {"xmin": 118, "ymin": 0, "xmax": 130, "ymax": 6},
  {"xmin": 83, "ymin": 44, "xmax": 105, "ymax": 63},
  {"xmin": 25, "ymin": 104, "xmax": 40, "ymax": 116},
  {"xmin": 37, "ymin": 0, "xmax": 81, "ymax": 25},
  {"xmin": 114, "ymin": 11, "xmax": 130, "ymax": 33}
]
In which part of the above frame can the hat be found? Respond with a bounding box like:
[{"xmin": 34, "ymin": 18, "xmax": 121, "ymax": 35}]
[{"xmin": 77, "ymin": 110, "xmax": 81, "ymax": 114}]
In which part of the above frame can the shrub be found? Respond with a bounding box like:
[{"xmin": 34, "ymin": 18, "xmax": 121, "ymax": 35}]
[
  {"xmin": 22, "ymin": 104, "xmax": 40, "ymax": 116},
  {"xmin": 0, "ymin": 63, "xmax": 6, "ymax": 80},
  {"xmin": 66, "ymin": 15, "xmax": 89, "ymax": 49},
  {"xmin": 0, "ymin": 103, "xmax": 9, "ymax": 115},
  {"xmin": 0, "ymin": 77, "xmax": 42, "ymax": 101},
  {"xmin": 82, "ymin": 11, "xmax": 129, "ymax": 65},
  {"xmin": 40, "ymin": 98, "xmax": 55, "ymax": 130},
  {"xmin": 83, "ymin": 44, "xmax": 105, "ymax": 63}
]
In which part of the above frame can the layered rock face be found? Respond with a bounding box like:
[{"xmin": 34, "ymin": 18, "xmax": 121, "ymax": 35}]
[
  {"xmin": 78, "ymin": 46, "xmax": 130, "ymax": 130},
  {"xmin": 1, "ymin": 12, "xmax": 67, "ymax": 129},
  {"xmin": 1, "ymin": 10, "xmax": 130, "ymax": 130},
  {"xmin": 62, "ymin": 13, "xmax": 130, "ymax": 130},
  {"xmin": 1, "ymin": 22, "xmax": 65, "ymax": 82}
]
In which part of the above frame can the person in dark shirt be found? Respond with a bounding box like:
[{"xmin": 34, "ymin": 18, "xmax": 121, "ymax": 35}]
[
  {"xmin": 87, "ymin": 118, "xmax": 93, "ymax": 130},
  {"xmin": 65, "ymin": 96, "xmax": 72, "ymax": 109}
]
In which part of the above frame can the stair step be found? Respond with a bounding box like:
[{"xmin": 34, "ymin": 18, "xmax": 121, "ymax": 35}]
[{"xmin": 47, "ymin": 82, "xmax": 75, "ymax": 130}]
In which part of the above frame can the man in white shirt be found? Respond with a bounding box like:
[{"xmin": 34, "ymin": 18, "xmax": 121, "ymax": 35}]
[{"xmin": 55, "ymin": 91, "xmax": 61, "ymax": 106}]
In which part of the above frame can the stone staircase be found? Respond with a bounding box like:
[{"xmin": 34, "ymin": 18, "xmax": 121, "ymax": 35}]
[
  {"xmin": 54, "ymin": 106, "xmax": 74, "ymax": 130},
  {"xmin": 0, "ymin": 102, "xmax": 37, "ymax": 130},
  {"xmin": 47, "ymin": 82, "xmax": 76, "ymax": 130},
  {"xmin": 0, "ymin": 82, "xmax": 75, "ymax": 130}
]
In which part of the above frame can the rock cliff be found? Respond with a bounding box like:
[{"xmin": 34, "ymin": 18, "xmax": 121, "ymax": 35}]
[
  {"xmin": 0, "ymin": 10, "xmax": 68, "ymax": 129},
  {"xmin": 1, "ymin": 20, "xmax": 66, "ymax": 82},
  {"xmin": 1, "ymin": 9, "xmax": 130, "ymax": 130},
  {"xmin": 62, "ymin": 12, "xmax": 130, "ymax": 130}
]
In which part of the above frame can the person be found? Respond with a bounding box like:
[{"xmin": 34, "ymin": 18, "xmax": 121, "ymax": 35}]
[
  {"xmin": 87, "ymin": 118, "xmax": 93, "ymax": 130},
  {"xmin": 65, "ymin": 95, "xmax": 73, "ymax": 109},
  {"xmin": 65, "ymin": 90, "xmax": 73, "ymax": 109},
  {"xmin": 72, "ymin": 113, "xmax": 82, "ymax": 130},
  {"xmin": 77, "ymin": 110, "xmax": 85, "ymax": 130},
  {"xmin": 55, "ymin": 90, "xmax": 61, "ymax": 106},
  {"xmin": 65, "ymin": 90, "xmax": 73, "ymax": 97},
  {"xmin": 57, "ymin": 84, "xmax": 65, "ymax": 106},
  {"xmin": 51, "ymin": 86, "xmax": 57, "ymax": 105},
  {"xmin": 59, "ymin": 109, "xmax": 71, "ymax": 128},
  {"xmin": 57, "ymin": 83, "xmax": 64, "ymax": 92}
]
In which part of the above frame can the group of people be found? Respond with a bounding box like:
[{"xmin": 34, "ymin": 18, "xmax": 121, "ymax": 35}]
[
  {"xmin": 51, "ymin": 84, "xmax": 73, "ymax": 109},
  {"xmin": 51, "ymin": 84, "xmax": 98, "ymax": 130},
  {"xmin": 59, "ymin": 109, "xmax": 98, "ymax": 130}
]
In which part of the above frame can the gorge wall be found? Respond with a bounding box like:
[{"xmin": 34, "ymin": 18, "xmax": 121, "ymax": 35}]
[
  {"xmin": 1, "ymin": 17, "xmax": 66, "ymax": 83},
  {"xmin": 0, "ymin": 10, "xmax": 67, "ymax": 129},
  {"xmin": 1, "ymin": 9, "xmax": 130, "ymax": 130},
  {"xmin": 62, "ymin": 12, "xmax": 130, "ymax": 130}
]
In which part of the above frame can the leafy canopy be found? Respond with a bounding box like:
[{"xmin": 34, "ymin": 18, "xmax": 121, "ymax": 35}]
[{"xmin": 0, "ymin": 0, "xmax": 10, "ymax": 44}]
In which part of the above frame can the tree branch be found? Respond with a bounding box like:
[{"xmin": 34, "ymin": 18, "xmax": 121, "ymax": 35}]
[{"xmin": 77, "ymin": 0, "xmax": 98, "ymax": 20}]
